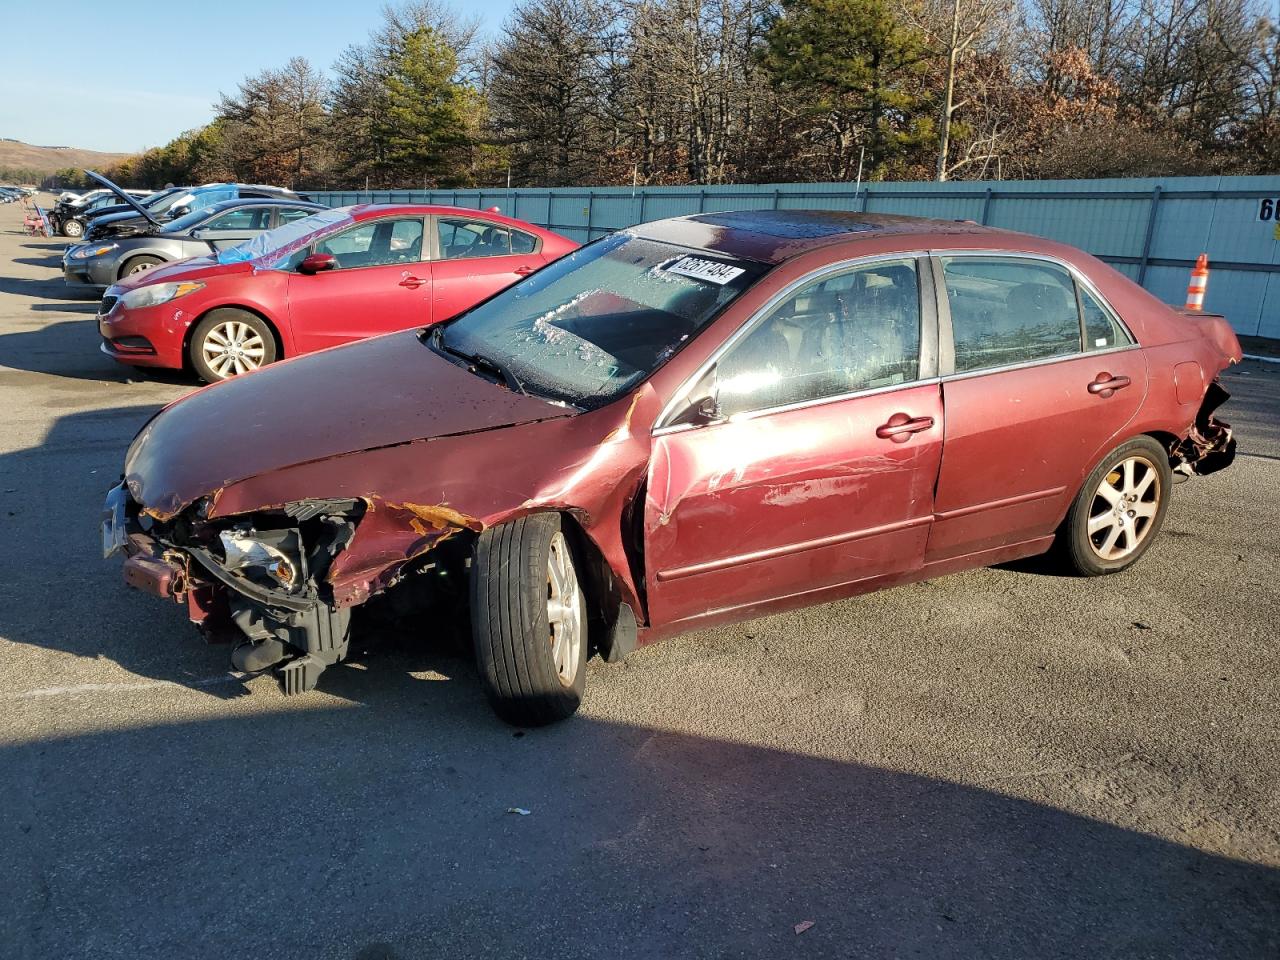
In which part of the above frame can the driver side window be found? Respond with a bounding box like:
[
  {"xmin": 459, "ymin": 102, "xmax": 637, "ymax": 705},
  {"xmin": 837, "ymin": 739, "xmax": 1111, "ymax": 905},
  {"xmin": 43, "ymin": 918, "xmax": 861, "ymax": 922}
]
[
  {"xmin": 314, "ymin": 218, "xmax": 424, "ymax": 270},
  {"xmin": 717, "ymin": 259, "xmax": 923, "ymax": 417}
]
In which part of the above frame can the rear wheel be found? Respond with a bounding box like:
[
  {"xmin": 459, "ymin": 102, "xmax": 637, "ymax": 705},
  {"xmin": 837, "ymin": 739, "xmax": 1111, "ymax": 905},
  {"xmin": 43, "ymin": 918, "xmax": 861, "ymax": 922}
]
[
  {"xmin": 189, "ymin": 309, "xmax": 277, "ymax": 382},
  {"xmin": 470, "ymin": 514, "xmax": 588, "ymax": 726},
  {"xmin": 120, "ymin": 255, "xmax": 162, "ymax": 279},
  {"xmin": 1060, "ymin": 436, "xmax": 1171, "ymax": 576},
  {"xmin": 62, "ymin": 218, "xmax": 83, "ymax": 238}
]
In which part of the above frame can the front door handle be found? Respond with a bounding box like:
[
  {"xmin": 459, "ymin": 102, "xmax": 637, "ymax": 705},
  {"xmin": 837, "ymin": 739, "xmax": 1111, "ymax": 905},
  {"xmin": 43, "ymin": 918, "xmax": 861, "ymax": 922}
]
[
  {"xmin": 1088, "ymin": 373, "xmax": 1131, "ymax": 398},
  {"xmin": 876, "ymin": 413, "xmax": 935, "ymax": 443},
  {"xmin": 399, "ymin": 275, "xmax": 427, "ymax": 289},
  {"xmin": 514, "ymin": 265, "xmax": 537, "ymax": 276}
]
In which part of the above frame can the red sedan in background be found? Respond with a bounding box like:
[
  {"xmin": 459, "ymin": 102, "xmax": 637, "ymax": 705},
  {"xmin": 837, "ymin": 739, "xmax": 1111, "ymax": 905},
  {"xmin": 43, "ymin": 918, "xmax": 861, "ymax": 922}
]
[{"xmin": 97, "ymin": 205, "xmax": 577, "ymax": 381}]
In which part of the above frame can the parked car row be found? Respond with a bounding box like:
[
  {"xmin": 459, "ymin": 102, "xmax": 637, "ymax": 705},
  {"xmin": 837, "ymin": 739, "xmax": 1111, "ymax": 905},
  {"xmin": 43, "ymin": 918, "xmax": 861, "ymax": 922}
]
[
  {"xmin": 77, "ymin": 197, "xmax": 1243, "ymax": 725},
  {"xmin": 48, "ymin": 171, "xmax": 306, "ymax": 239},
  {"xmin": 1, "ymin": 185, "xmax": 36, "ymax": 202}
]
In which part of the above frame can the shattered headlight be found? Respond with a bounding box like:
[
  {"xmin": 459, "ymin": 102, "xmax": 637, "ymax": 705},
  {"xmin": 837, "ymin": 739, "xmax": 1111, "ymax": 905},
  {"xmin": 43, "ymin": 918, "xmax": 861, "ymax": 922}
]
[
  {"xmin": 219, "ymin": 527, "xmax": 305, "ymax": 592},
  {"xmin": 120, "ymin": 281, "xmax": 205, "ymax": 310}
]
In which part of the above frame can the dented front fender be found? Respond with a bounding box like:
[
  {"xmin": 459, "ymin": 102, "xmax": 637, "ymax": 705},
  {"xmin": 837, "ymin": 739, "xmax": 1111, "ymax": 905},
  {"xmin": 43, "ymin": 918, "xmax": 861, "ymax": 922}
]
[{"xmin": 206, "ymin": 385, "xmax": 664, "ymax": 615}]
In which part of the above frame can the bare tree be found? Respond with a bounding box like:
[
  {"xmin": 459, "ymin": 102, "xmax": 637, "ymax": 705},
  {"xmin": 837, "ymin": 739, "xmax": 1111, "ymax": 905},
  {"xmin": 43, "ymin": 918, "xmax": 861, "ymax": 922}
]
[{"xmin": 903, "ymin": 0, "xmax": 1016, "ymax": 180}]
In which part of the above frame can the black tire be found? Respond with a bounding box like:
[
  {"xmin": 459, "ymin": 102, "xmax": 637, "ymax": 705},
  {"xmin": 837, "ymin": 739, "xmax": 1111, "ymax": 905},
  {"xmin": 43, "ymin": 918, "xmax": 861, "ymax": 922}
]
[
  {"xmin": 189, "ymin": 309, "xmax": 278, "ymax": 382},
  {"xmin": 62, "ymin": 218, "xmax": 83, "ymax": 238},
  {"xmin": 1059, "ymin": 435, "xmax": 1172, "ymax": 576},
  {"xmin": 120, "ymin": 255, "xmax": 163, "ymax": 279},
  {"xmin": 470, "ymin": 514, "xmax": 589, "ymax": 726}
]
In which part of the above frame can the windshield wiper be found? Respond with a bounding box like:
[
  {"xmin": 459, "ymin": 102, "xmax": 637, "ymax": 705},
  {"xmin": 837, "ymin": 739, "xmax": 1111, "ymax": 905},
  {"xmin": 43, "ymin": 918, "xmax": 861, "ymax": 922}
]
[{"xmin": 430, "ymin": 326, "xmax": 527, "ymax": 395}]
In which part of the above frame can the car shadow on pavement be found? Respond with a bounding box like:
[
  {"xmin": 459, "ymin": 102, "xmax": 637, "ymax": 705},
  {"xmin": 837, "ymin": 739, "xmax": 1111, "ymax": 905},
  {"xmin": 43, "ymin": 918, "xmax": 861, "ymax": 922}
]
[
  {"xmin": 2, "ymin": 701, "xmax": 1277, "ymax": 960},
  {"xmin": 0, "ymin": 404, "xmax": 471, "ymax": 706},
  {"xmin": 0, "ymin": 273, "xmax": 98, "ymax": 302},
  {"xmin": 14, "ymin": 254, "xmax": 64, "ymax": 269},
  {"xmin": 0, "ymin": 311, "xmax": 194, "ymax": 384}
]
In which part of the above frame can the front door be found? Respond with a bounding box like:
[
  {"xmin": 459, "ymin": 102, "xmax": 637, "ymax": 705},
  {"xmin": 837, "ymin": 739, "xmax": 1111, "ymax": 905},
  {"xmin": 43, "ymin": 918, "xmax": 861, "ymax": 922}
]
[
  {"xmin": 286, "ymin": 216, "xmax": 430, "ymax": 352},
  {"xmin": 927, "ymin": 254, "xmax": 1147, "ymax": 561},
  {"xmin": 196, "ymin": 206, "xmax": 273, "ymax": 251},
  {"xmin": 429, "ymin": 216, "xmax": 548, "ymax": 322},
  {"xmin": 644, "ymin": 256, "xmax": 943, "ymax": 628}
]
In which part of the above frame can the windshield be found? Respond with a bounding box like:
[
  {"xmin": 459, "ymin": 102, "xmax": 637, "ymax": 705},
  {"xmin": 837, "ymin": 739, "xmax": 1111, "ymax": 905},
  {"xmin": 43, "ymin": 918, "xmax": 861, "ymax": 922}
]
[
  {"xmin": 434, "ymin": 232, "xmax": 767, "ymax": 409},
  {"xmin": 151, "ymin": 186, "xmax": 230, "ymax": 216},
  {"xmin": 217, "ymin": 206, "xmax": 353, "ymax": 265},
  {"xmin": 140, "ymin": 187, "xmax": 182, "ymax": 209}
]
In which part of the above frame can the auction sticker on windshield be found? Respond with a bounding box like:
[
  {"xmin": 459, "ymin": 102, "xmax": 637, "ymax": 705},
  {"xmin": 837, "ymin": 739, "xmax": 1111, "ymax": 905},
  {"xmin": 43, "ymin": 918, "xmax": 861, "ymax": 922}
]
[{"xmin": 663, "ymin": 255, "xmax": 746, "ymax": 285}]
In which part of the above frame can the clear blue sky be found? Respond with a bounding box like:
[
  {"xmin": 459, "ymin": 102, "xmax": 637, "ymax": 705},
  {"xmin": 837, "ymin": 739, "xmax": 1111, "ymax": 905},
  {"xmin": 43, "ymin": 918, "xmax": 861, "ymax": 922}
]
[{"xmin": 2, "ymin": 0, "xmax": 515, "ymax": 154}]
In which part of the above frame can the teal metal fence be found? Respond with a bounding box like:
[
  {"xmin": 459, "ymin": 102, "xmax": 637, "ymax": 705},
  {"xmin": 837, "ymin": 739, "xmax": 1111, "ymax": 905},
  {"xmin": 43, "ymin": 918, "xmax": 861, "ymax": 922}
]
[{"xmin": 308, "ymin": 175, "xmax": 1280, "ymax": 339}]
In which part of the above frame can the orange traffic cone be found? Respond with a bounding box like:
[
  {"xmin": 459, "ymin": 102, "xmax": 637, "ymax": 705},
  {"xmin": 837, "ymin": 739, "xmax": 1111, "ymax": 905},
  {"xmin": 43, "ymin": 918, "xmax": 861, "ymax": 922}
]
[{"xmin": 1185, "ymin": 254, "xmax": 1209, "ymax": 312}]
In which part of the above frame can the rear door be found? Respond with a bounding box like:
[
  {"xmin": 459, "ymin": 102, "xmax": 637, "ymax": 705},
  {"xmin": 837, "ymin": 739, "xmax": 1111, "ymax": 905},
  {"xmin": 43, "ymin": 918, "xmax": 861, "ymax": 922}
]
[
  {"xmin": 926, "ymin": 254, "xmax": 1145, "ymax": 561},
  {"xmin": 428, "ymin": 216, "xmax": 547, "ymax": 322},
  {"xmin": 644, "ymin": 255, "xmax": 943, "ymax": 628},
  {"xmin": 286, "ymin": 215, "xmax": 430, "ymax": 352}
]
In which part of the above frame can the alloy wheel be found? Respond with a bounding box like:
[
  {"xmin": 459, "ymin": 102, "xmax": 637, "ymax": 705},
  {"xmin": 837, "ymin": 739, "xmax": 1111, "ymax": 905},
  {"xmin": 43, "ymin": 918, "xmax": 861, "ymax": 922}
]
[
  {"xmin": 545, "ymin": 531, "xmax": 583, "ymax": 687},
  {"xmin": 1087, "ymin": 455, "xmax": 1161, "ymax": 561},
  {"xmin": 201, "ymin": 319, "xmax": 266, "ymax": 378}
]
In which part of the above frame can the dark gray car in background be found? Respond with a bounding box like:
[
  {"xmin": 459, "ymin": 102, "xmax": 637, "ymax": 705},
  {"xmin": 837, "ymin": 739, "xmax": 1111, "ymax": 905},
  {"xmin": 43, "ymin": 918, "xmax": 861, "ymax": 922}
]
[{"xmin": 63, "ymin": 198, "xmax": 326, "ymax": 289}]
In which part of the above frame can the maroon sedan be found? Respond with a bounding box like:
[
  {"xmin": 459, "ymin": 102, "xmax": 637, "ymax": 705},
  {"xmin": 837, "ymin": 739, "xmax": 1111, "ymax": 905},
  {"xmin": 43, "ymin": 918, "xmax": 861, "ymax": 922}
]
[
  {"xmin": 97, "ymin": 204, "xmax": 577, "ymax": 381},
  {"xmin": 103, "ymin": 211, "xmax": 1239, "ymax": 724}
]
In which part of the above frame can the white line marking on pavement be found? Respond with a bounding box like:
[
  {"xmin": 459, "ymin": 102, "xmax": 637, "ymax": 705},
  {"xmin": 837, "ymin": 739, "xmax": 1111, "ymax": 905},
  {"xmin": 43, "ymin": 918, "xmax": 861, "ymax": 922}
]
[{"xmin": 8, "ymin": 673, "xmax": 247, "ymax": 700}]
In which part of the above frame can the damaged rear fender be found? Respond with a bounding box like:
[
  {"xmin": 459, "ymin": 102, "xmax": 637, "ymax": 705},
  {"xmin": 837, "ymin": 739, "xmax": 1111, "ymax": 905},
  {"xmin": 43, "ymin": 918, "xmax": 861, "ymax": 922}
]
[{"xmin": 1169, "ymin": 379, "xmax": 1236, "ymax": 477}]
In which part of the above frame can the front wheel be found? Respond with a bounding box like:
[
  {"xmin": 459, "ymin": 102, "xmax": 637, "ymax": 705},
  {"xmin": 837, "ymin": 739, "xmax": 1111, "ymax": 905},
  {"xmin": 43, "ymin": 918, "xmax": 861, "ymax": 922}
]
[
  {"xmin": 470, "ymin": 514, "xmax": 588, "ymax": 726},
  {"xmin": 121, "ymin": 255, "xmax": 163, "ymax": 278},
  {"xmin": 1059, "ymin": 436, "xmax": 1172, "ymax": 576},
  {"xmin": 62, "ymin": 218, "xmax": 83, "ymax": 238},
  {"xmin": 189, "ymin": 309, "xmax": 277, "ymax": 382}
]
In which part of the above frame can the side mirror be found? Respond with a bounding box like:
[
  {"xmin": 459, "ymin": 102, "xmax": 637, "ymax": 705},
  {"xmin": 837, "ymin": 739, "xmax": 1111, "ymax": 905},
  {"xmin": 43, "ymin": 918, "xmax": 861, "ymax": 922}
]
[
  {"xmin": 170, "ymin": 205, "xmax": 190, "ymax": 218},
  {"xmin": 692, "ymin": 394, "xmax": 724, "ymax": 424},
  {"xmin": 298, "ymin": 252, "xmax": 336, "ymax": 275},
  {"xmin": 668, "ymin": 366, "xmax": 725, "ymax": 427}
]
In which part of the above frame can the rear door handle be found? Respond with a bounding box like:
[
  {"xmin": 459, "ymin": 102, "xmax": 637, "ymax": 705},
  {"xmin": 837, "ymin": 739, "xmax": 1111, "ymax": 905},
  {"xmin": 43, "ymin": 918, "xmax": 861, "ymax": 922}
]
[
  {"xmin": 875, "ymin": 414, "xmax": 935, "ymax": 442},
  {"xmin": 514, "ymin": 265, "xmax": 537, "ymax": 276},
  {"xmin": 1088, "ymin": 373, "xmax": 1131, "ymax": 397},
  {"xmin": 399, "ymin": 276, "xmax": 427, "ymax": 289}
]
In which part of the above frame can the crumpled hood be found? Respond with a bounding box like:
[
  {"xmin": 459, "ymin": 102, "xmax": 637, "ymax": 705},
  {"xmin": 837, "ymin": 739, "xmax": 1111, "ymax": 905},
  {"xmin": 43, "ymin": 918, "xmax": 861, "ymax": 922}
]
[{"xmin": 125, "ymin": 330, "xmax": 574, "ymax": 519}]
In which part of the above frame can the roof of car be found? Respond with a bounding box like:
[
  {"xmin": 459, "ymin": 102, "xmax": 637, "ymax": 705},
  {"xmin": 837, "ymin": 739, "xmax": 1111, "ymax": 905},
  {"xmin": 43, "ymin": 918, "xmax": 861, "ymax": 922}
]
[
  {"xmin": 344, "ymin": 203, "xmax": 548, "ymax": 230},
  {"xmin": 634, "ymin": 210, "xmax": 1014, "ymax": 265},
  {"xmin": 198, "ymin": 197, "xmax": 324, "ymax": 212}
]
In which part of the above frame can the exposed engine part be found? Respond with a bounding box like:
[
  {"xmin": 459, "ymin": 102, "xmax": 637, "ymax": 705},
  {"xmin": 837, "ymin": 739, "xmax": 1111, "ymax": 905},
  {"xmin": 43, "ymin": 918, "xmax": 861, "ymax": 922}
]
[{"xmin": 231, "ymin": 638, "xmax": 289, "ymax": 673}]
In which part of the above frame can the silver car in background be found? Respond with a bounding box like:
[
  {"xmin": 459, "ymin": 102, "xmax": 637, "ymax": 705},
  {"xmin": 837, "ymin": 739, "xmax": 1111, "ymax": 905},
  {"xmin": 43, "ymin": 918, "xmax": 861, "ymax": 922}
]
[{"xmin": 63, "ymin": 198, "xmax": 326, "ymax": 289}]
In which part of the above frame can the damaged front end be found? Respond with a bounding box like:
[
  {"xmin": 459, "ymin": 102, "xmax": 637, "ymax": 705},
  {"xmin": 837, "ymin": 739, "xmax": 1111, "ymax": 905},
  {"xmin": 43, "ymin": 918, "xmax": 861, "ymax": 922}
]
[
  {"xmin": 103, "ymin": 487, "xmax": 370, "ymax": 693},
  {"xmin": 1171, "ymin": 380, "xmax": 1237, "ymax": 478}
]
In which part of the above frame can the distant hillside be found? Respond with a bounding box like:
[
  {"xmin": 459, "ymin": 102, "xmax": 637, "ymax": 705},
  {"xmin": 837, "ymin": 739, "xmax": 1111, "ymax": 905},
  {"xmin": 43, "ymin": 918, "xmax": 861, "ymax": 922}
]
[{"xmin": 0, "ymin": 138, "xmax": 131, "ymax": 174}]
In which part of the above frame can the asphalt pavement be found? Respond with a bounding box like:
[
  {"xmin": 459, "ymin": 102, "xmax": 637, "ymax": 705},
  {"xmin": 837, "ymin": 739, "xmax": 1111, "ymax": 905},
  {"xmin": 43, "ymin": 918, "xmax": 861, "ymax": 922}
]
[{"xmin": 1, "ymin": 200, "xmax": 1277, "ymax": 959}]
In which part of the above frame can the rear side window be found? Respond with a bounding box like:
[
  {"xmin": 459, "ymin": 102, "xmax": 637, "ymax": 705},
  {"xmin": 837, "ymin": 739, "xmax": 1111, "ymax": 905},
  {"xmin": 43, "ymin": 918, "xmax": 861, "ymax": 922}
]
[
  {"xmin": 942, "ymin": 257, "xmax": 1082, "ymax": 373},
  {"xmin": 277, "ymin": 206, "xmax": 315, "ymax": 225},
  {"xmin": 204, "ymin": 207, "xmax": 270, "ymax": 231},
  {"xmin": 1081, "ymin": 286, "xmax": 1133, "ymax": 350},
  {"xmin": 438, "ymin": 218, "xmax": 535, "ymax": 259}
]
